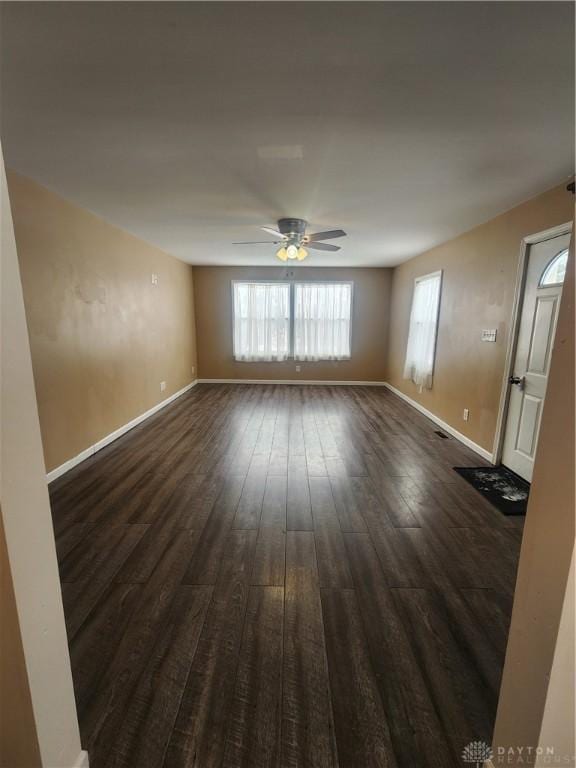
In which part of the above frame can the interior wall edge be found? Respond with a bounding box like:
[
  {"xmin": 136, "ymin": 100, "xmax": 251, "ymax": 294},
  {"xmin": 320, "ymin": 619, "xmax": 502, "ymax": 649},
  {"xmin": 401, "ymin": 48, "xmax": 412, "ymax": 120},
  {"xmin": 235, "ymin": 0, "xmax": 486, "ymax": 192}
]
[
  {"xmin": 0, "ymin": 512, "xmax": 42, "ymax": 768},
  {"xmin": 535, "ymin": 548, "xmax": 575, "ymax": 766},
  {"xmin": 1, "ymin": 148, "xmax": 83, "ymax": 768},
  {"xmin": 71, "ymin": 749, "xmax": 90, "ymax": 768}
]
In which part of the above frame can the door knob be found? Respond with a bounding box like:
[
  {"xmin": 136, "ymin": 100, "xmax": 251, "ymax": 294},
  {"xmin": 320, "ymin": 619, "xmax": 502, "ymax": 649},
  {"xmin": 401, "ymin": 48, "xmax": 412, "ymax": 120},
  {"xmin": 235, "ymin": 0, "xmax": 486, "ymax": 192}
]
[{"xmin": 509, "ymin": 375, "xmax": 525, "ymax": 388}]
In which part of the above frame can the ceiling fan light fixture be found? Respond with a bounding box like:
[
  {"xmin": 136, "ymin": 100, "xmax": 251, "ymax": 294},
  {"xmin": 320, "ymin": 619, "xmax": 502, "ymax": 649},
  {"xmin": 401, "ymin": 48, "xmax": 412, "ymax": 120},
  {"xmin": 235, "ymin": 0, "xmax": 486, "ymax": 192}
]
[
  {"xmin": 286, "ymin": 244, "xmax": 299, "ymax": 260},
  {"xmin": 276, "ymin": 247, "xmax": 288, "ymax": 262},
  {"xmin": 297, "ymin": 247, "xmax": 308, "ymax": 261}
]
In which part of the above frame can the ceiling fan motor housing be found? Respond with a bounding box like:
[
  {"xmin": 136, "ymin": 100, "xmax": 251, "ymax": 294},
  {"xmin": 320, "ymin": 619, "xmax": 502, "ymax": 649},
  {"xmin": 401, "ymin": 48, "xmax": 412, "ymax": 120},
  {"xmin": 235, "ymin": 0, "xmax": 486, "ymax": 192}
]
[{"xmin": 278, "ymin": 218, "xmax": 307, "ymax": 241}]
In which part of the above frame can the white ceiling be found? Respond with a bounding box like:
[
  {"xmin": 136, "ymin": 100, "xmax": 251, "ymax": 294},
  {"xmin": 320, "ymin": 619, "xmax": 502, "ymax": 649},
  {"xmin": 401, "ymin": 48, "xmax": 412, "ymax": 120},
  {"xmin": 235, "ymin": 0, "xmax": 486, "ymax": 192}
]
[{"xmin": 1, "ymin": 2, "xmax": 574, "ymax": 267}]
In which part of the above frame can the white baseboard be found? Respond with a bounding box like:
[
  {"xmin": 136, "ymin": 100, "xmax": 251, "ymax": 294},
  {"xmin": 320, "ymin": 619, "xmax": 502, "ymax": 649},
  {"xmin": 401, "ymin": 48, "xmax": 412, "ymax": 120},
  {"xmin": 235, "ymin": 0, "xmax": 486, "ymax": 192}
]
[
  {"xmin": 197, "ymin": 378, "xmax": 388, "ymax": 386},
  {"xmin": 72, "ymin": 750, "xmax": 89, "ymax": 768},
  {"xmin": 383, "ymin": 382, "xmax": 494, "ymax": 463},
  {"xmin": 46, "ymin": 381, "xmax": 197, "ymax": 483}
]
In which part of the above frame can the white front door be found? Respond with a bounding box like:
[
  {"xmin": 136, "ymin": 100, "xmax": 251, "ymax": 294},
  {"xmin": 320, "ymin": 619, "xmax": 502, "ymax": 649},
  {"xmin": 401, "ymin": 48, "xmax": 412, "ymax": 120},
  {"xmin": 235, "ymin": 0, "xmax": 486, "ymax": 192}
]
[{"xmin": 502, "ymin": 232, "xmax": 571, "ymax": 482}]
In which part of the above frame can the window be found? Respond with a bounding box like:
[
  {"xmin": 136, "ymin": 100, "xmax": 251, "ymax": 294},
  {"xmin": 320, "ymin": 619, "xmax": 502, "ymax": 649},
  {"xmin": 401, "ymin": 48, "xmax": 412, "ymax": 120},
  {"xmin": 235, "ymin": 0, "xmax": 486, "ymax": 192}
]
[
  {"xmin": 232, "ymin": 280, "xmax": 353, "ymax": 362},
  {"xmin": 294, "ymin": 282, "xmax": 352, "ymax": 361},
  {"xmin": 233, "ymin": 282, "xmax": 290, "ymax": 361},
  {"xmin": 539, "ymin": 248, "xmax": 568, "ymax": 287},
  {"xmin": 403, "ymin": 271, "xmax": 442, "ymax": 391}
]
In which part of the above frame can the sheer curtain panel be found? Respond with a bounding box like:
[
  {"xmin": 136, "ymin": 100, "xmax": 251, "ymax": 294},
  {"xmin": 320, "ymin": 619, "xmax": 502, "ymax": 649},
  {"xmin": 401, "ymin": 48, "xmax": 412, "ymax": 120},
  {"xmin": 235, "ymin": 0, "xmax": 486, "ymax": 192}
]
[
  {"xmin": 294, "ymin": 282, "xmax": 352, "ymax": 361},
  {"xmin": 403, "ymin": 271, "xmax": 442, "ymax": 391},
  {"xmin": 233, "ymin": 282, "xmax": 290, "ymax": 361}
]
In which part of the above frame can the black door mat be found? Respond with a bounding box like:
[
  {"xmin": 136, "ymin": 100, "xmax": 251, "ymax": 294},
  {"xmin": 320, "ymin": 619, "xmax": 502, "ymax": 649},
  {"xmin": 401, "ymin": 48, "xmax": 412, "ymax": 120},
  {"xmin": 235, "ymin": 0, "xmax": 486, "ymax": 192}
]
[{"xmin": 453, "ymin": 466, "xmax": 530, "ymax": 516}]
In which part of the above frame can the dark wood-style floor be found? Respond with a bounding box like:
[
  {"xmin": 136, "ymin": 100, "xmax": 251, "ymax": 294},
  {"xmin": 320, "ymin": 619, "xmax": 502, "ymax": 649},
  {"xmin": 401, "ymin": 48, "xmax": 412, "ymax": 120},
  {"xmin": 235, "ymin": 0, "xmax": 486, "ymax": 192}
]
[{"xmin": 49, "ymin": 384, "xmax": 524, "ymax": 768}]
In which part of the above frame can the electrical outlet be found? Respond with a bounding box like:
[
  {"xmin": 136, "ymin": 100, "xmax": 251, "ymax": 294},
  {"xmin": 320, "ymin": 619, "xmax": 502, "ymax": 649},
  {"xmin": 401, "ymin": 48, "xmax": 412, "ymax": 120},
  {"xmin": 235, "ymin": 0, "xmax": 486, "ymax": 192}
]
[
  {"xmin": 160, "ymin": 381, "xmax": 166, "ymax": 392},
  {"xmin": 463, "ymin": 408, "xmax": 469, "ymax": 421},
  {"xmin": 295, "ymin": 365, "xmax": 301, "ymax": 373},
  {"xmin": 151, "ymin": 273, "xmax": 159, "ymax": 285},
  {"xmin": 191, "ymin": 365, "xmax": 195, "ymax": 375},
  {"xmin": 481, "ymin": 329, "xmax": 497, "ymax": 342}
]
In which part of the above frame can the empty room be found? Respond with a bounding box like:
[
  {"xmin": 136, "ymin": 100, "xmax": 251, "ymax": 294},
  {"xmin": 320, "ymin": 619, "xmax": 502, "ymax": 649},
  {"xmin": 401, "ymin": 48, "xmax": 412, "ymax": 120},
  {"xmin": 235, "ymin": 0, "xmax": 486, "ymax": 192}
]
[{"xmin": 0, "ymin": 3, "xmax": 574, "ymax": 768}]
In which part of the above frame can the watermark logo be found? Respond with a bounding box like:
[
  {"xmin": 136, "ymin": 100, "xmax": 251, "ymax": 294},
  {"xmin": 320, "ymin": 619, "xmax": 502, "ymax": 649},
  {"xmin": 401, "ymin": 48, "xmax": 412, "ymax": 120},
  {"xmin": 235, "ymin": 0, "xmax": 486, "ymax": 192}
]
[{"xmin": 462, "ymin": 741, "xmax": 493, "ymax": 767}]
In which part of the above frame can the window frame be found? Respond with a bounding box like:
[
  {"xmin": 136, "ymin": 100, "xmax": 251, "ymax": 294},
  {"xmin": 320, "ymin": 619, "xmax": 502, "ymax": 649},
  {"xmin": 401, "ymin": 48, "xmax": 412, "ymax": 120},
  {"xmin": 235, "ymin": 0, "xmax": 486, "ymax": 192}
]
[
  {"xmin": 231, "ymin": 279, "xmax": 354, "ymax": 361},
  {"xmin": 405, "ymin": 269, "xmax": 443, "ymax": 386}
]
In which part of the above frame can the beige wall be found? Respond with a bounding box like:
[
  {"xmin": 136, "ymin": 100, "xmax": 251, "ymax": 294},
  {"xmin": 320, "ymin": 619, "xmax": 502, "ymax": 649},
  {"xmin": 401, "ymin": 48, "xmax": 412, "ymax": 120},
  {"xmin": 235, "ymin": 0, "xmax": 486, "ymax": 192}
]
[
  {"xmin": 7, "ymin": 171, "xmax": 197, "ymax": 473},
  {"xmin": 492, "ymin": 235, "xmax": 574, "ymax": 765},
  {"xmin": 386, "ymin": 184, "xmax": 573, "ymax": 452},
  {"xmin": 1, "ymin": 152, "xmax": 83, "ymax": 767},
  {"xmin": 194, "ymin": 266, "xmax": 391, "ymax": 382}
]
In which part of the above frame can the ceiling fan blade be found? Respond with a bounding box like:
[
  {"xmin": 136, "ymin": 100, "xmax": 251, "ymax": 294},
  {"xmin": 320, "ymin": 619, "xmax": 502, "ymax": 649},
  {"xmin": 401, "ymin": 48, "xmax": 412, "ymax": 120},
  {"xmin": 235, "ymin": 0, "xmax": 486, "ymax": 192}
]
[
  {"xmin": 261, "ymin": 226, "xmax": 285, "ymax": 238},
  {"xmin": 307, "ymin": 242, "xmax": 341, "ymax": 252},
  {"xmin": 307, "ymin": 229, "xmax": 347, "ymax": 242},
  {"xmin": 232, "ymin": 241, "xmax": 282, "ymax": 246}
]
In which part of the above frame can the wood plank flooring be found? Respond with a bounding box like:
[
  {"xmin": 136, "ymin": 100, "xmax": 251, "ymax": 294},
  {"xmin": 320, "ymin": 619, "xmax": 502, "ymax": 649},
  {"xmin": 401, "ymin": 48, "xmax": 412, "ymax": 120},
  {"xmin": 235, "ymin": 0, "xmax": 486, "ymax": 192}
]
[{"xmin": 49, "ymin": 384, "xmax": 524, "ymax": 768}]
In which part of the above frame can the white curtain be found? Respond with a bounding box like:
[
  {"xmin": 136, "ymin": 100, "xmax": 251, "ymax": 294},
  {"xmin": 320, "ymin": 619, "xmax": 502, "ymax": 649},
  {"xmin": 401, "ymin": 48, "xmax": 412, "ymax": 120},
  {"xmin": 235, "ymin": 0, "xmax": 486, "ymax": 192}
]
[
  {"xmin": 403, "ymin": 272, "xmax": 442, "ymax": 391},
  {"xmin": 233, "ymin": 282, "xmax": 290, "ymax": 361},
  {"xmin": 294, "ymin": 283, "xmax": 352, "ymax": 361}
]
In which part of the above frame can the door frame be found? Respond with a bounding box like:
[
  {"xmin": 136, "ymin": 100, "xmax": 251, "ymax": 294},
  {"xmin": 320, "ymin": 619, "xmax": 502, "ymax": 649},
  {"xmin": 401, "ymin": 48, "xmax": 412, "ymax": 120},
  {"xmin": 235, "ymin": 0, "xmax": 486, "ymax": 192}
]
[{"xmin": 491, "ymin": 221, "xmax": 573, "ymax": 465}]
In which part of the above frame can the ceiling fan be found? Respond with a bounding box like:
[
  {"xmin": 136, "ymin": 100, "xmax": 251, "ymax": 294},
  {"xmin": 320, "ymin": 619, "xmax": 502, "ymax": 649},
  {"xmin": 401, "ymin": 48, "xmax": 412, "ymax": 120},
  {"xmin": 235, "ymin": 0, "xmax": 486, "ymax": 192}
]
[{"xmin": 233, "ymin": 218, "xmax": 347, "ymax": 262}]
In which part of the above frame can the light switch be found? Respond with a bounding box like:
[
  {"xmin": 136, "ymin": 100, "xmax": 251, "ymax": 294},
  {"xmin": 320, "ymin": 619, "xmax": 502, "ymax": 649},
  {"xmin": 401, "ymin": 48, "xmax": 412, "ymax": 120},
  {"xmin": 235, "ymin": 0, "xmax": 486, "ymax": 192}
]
[{"xmin": 481, "ymin": 329, "xmax": 497, "ymax": 342}]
